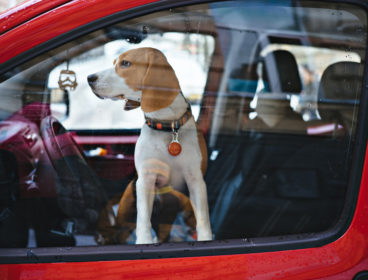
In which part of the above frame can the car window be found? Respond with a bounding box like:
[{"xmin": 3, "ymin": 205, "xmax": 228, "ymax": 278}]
[
  {"xmin": 48, "ymin": 33, "xmax": 214, "ymax": 129},
  {"xmin": 0, "ymin": 0, "xmax": 366, "ymax": 256}
]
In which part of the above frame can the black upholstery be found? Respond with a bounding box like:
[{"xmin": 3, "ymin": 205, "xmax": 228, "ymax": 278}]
[
  {"xmin": 0, "ymin": 150, "xmax": 28, "ymax": 247},
  {"xmin": 318, "ymin": 61, "xmax": 363, "ymax": 101},
  {"xmin": 317, "ymin": 61, "xmax": 363, "ymax": 134},
  {"xmin": 262, "ymin": 50, "xmax": 302, "ymax": 93},
  {"xmin": 206, "ymin": 59, "xmax": 355, "ymax": 240},
  {"xmin": 206, "ymin": 133, "xmax": 348, "ymax": 239}
]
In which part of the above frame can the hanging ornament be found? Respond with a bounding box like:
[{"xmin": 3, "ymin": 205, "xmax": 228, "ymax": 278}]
[{"xmin": 58, "ymin": 58, "xmax": 78, "ymax": 91}]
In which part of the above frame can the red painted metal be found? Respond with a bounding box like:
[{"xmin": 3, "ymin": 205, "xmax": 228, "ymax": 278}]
[
  {"xmin": 0, "ymin": 0, "xmax": 368, "ymax": 278},
  {"xmin": 0, "ymin": 0, "xmax": 72, "ymax": 34},
  {"xmin": 0, "ymin": 0, "xmax": 159, "ymax": 64}
]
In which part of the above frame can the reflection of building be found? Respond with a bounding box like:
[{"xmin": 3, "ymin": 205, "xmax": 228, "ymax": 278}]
[{"xmin": 0, "ymin": 0, "xmax": 24, "ymax": 12}]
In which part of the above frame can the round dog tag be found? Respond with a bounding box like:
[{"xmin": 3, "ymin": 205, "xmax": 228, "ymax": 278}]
[
  {"xmin": 168, "ymin": 141, "xmax": 181, "ymax": 156},
  {"xmin": 168, "ymin": 131, "xmax": 181, "ymax": 156}
]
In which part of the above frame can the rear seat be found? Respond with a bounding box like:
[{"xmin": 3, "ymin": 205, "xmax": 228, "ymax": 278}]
[
  {"xmin": 317, "ymin": 61, "xmax": 363, "ymax": 136},
  {"xmin": 206, "ymin": 55, "xmax": 360, "ymax": 239}
]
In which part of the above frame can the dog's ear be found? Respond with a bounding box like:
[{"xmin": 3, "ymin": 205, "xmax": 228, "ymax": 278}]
[{"xmin": 141, "ymin": 49, "xmax": 180, "ymax": 113}]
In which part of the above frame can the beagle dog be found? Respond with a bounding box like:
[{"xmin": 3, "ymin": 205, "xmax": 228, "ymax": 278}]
[{"xmin": 87, "ymin": 47, "xmax": 212, "ymax": 244}]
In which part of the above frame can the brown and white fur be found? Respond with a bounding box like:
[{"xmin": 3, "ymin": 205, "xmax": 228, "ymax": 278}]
[{"xmin": 87, "ymin": 47, "xmax": 212, "ymax": 244}]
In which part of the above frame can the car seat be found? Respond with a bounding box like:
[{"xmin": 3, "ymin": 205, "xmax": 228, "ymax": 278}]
[
  {"xmin": 261, "ymin": 49, "xmax": 302, "ymax": 94},
  {"xmin": 317, "ymin": 61, "xmax": 363, "ymax": 136},
  {"xmin": 0, "ymin": 149, "xmax": 28, "ymax": 247},
  {"xmin": 207, "ymin": 50, "xmax": 347, "ymax": 239},
  {"xmin": 40, "ymin": 115, "xmax": 108, "ymax": 236}
]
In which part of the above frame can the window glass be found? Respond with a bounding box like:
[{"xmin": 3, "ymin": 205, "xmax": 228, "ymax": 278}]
[
  {"xmin": 0, "ymin": 1, "xmax": 366, "ymax": 249},
  {"xmin": 259, "ymin": 44, "xmax": 361, "ymax": 121},
  {"xmin": 49, "ymin": 32, "xmax": 214, "ymax": 129}
]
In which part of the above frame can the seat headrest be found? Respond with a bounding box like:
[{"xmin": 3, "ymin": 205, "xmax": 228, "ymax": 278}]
[
  {"xmin": 318, "ymin": 61, "xmax": 363, "ymax": 101},
  {"xmin": 262, "ymin": 50, "xmax": 302, "ymax": 94}
]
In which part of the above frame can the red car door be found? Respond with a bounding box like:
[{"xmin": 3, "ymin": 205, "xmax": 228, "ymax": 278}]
[{"xmin": 0, "ymin": 0, "xmax": 368, "ymax": 279}]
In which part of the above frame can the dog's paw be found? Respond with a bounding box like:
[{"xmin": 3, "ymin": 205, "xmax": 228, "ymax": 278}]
[
  {"xmin": 136, "ymin": 236, "xmax": 154, "ymax": 244},
  {"xmin": 136, "ymin": 230, "xmax": 154, "ymax": 244},
  {"xmin": 197, "ymin": 229, "xmax": 213, "ymax": 241}
]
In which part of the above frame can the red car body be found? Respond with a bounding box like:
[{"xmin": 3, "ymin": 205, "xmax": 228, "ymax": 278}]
[{"xmin": 0, "ymin": 0, "xmax": 368, "ymax": 279}]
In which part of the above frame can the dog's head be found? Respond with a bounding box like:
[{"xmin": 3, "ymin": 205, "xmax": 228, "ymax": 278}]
[{"xmin": 87, "ymin": 47, "xmax": 180, "ymax": 112}]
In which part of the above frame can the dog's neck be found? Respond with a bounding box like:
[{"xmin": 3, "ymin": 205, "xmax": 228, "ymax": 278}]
[{"xmin": 144, "ymin": 92, "xmax": 189, "ymax": 121}]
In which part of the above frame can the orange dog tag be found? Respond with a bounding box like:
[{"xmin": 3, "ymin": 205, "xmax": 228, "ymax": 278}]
[
  {"xmin": 168, "ymin": 141, "xmax": 182, "ymax": 156},
  {"xmin": 168, "ymin": 131, "xmax": 181, "ymax": 156}
]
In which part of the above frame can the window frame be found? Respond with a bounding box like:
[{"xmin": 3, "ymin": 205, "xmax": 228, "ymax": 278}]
[{"xmin": 1, "ymin": 0, "xmax": 368, "ymax": 264}]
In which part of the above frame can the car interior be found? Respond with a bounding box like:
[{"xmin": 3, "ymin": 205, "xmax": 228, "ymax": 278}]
[{"xmin": 0, "ymin": 1, "xmax": 365, "ymax": 247}]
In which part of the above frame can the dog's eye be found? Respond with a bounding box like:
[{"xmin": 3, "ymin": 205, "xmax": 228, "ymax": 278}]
[{"xmin": 120, "ymin": 60, "xmax": 131, "ymax": 68}]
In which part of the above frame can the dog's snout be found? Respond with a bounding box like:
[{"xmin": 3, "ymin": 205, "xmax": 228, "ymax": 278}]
[
  {"xmin": 87, "ymin": 74, "xmax": 98, "ymax": 85},
  {"xmin": 87, "ymin": 74, "xmax": 104, "ymax": 99}
]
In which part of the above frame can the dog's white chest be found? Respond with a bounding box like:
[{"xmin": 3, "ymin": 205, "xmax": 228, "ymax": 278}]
[{"xmin": 135, "ymin": 119, "xmax": 201, "ymax": 189}]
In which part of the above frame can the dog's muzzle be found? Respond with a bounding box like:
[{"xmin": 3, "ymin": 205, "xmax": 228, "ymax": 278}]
[{"xmin": 87, "ymin": 74, "xmax": 104, "ymax": 99}]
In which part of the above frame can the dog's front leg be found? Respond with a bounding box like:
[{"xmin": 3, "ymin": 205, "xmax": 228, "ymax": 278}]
[
  {"xmin": 185, "ymin": 171, "xmax": 212, "ymax": 241},
  {"xmin": 135, "ymin": 174, "xmax": 156, "ymax": 244}
]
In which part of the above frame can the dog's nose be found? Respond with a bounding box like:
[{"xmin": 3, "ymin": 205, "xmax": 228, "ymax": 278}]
[{"xmin": 87, "ymin": 74, "xmax": 98, "ymax": 85}]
